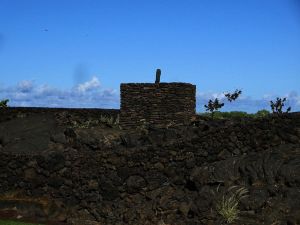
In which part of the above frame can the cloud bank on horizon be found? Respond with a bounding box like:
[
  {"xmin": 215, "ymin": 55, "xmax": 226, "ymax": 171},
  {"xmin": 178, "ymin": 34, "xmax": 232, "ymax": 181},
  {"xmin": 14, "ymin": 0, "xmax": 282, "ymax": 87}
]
[
  {"xmin": 0, "ymin": 77, "xmax": 119, "ymax": 109},
  {"xmin": 0, "ymin": 77, "xmax": 299, "ymax": 114}
]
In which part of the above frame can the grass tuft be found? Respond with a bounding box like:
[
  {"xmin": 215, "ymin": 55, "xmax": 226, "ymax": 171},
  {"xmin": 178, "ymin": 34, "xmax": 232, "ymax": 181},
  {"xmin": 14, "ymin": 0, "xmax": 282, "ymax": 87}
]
[{"xmin": 215, "ymin": 186, "xmax": 248, "ymax": 223}]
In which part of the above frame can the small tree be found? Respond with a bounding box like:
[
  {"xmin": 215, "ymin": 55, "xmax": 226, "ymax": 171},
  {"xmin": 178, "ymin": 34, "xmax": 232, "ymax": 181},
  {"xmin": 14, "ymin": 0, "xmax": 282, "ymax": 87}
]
[
  {"xmin": 204, "ymin": 98, "xmax": 224, "ymax": 119},
  {"xmin": 0, "ymin": 99, "xmax": 9, "ymax": 108},
  {"xmin": 204, "ymin": 89, "xmax": 242, "ymax": 119},
  {"xmin": 270, "ymin": 97, "xmax": 291, "ymax": 115},
  {"xmin": 224, "ymin": 89, "xmax": 242, "ymax": 102}
]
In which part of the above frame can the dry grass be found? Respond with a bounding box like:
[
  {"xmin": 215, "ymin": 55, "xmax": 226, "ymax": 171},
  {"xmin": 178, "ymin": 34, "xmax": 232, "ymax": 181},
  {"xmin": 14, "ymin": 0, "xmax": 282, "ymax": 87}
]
[
  {"xmin": 215, "ymin": 186, "xmax": 249, "ymax": 223},
  {"xmin": 68, "ymin": 114, "xmax": 120, "ymax": 129},
  {"xmin": 0, "ymin": 190, "xmax": 49, "ymax": 207}
]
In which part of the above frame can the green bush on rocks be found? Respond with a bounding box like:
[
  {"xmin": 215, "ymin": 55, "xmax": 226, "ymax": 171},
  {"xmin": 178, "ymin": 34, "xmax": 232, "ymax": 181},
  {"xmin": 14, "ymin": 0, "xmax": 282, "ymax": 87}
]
[{"xmin": 0, "ymin": 99, "xmax": 9, "ymax": 108}]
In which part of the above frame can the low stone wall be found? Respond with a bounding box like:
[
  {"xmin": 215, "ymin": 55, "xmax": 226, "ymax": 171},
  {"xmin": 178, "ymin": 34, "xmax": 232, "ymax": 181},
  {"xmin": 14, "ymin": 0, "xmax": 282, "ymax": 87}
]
[
  {"xmin": 0, "ymin": 107, "xmax": 120, "ymax": 122},
  {"xmin": 120, "ymin": 82, "xmax": 196, "ymax": 130},
  {"xmin": 0, "ymin": 112, "xmax": 300, "ymax": 224}
]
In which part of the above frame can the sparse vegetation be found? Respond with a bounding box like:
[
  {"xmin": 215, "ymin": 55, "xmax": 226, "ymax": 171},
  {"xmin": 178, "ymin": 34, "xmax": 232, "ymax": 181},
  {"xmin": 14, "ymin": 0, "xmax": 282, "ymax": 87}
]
[
  {"xmin": 68, "ymin": 114, "xmax": 120, "ymax": 129},
  {"xmin": 0, "ymin": 99, "xmax": 9, "ymax": 108},
  {"xmin": 136, "ymin": 118, "xmax": 150, "ymax": 134},
  {"xmin": 100, "ymin": 114, "xmax": 114, "ymax": 125},
  {"xmin": 270, "ymin": 97, "xmax": 291, "ymax": 115},
  {"xmin": 203, "ymin": 89, "xmax": 294, "ymax": 120},
  {"xmin": 197, "ymin": 109, "xmax": 272, "ymax": 119},
  {"xmin": 69, "ymin": 120, "xmax": 92, "ymax": 128},
  {"xmin": 255, "ymin": 109, "xmax": 270, "ymax": 118},
  {"xmin": 204, "ymin": 89, "xmax": 242, "ymax": 119},
  {"xmin": 201, "ymin": 89, "xmax": 294, "ymax": 120},
  {"xmin": 100, "ymin": 114, "xmax": 120, "ymax": 127},
  {"xmin": 215, "ymin": 186, "xmax": 249, "ymax": 223}
]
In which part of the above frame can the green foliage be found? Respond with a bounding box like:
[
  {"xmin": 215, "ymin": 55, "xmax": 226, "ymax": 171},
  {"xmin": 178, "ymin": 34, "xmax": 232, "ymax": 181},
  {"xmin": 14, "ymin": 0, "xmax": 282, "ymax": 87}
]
[
  {"xmin": 270, "ymin": 97, "xmax": 291, "ymax": 115},
  {"xmin": 255, "ymin": 109, "xmax": 270, "ymax": 118},
  {"xmin": 0, "ymin": 99, "xmax": 9, "ymax": 108},
  {"xmin": 197, "ymin": 109, "xmax": 273, "ymax": 120},
  {"xmin": 215, "ymin": 111, "xmax": 249, "ymax": 119}
]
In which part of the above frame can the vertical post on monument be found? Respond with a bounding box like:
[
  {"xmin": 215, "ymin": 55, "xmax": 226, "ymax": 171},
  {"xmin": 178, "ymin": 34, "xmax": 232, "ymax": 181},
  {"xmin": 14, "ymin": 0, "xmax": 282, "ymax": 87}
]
[{"xmin": 155, "ymin": 69, "xmax": 161, "ymax": 84}]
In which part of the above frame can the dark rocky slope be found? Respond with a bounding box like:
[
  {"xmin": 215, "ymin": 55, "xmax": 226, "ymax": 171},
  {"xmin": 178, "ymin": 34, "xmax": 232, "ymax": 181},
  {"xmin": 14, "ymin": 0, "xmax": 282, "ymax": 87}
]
[{"xmin": 0, "ymin": 108, "xmax": 300, "ymax": 225}]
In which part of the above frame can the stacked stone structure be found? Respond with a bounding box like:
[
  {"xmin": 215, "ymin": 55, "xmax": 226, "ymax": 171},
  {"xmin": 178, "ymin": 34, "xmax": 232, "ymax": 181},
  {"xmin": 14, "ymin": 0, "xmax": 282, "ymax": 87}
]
[
  {"xmin": 1, "ymin": 107, "xmax": 300, "ymax": 224},
  {"xmin": 120, "ymin": 82, "xmax": 196, "ymax": 130},
  {"xmin": 1, "ymin": 109, "xmax": 300, "ymax": 225}
]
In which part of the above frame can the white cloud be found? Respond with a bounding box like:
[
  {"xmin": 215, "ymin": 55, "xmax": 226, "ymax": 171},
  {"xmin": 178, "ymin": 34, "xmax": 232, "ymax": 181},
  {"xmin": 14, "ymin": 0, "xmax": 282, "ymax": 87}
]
[
  {"xmin": 196, "ymin": 91, "xmax": 225, "ymax": 100},
  {"xmin": 76, "ymin": 76, "xmax": 100, "ymax": 92},
  {"xmin": 286, "ymin": 91, "xmax": 300, "ymax": 106},
  {"xmin": 101, "ymin": 88, "xmax": 117, "ymax": 98},
  {"xmin": 262, "ymin": 94, "xmax": 273, "ymax": 100},
  {"xmin": 1, "ymin": 79, "xmax": 299, "ymax": 113},
  {"xmin": 211, "ymin": 92, "xmax": 226, "ymax": 100},
  {"xmin": 13, "ymin": 92, "xmax": 28, "ymax": 100},
  {"xmin": 0, "ymin": 76, "xmax": 119, "ymax": 109},
  {"xmin": 258, "ymin": 91, "xmax": 300, "ymax": 107},
  {"xmin": 17, "ymin": 80, "xmax": 34, "ymax": 93}
]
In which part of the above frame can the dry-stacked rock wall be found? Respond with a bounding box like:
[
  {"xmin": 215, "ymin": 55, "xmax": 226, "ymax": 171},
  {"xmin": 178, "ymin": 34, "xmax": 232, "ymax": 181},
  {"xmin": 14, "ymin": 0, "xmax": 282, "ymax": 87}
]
[
  {"xmin": 0, "ymin": 109, "xmax": 300, "ymax": 225},
  {"xmin": 120, "ymin": 82, "xmax": 196, "ymax": 130}
]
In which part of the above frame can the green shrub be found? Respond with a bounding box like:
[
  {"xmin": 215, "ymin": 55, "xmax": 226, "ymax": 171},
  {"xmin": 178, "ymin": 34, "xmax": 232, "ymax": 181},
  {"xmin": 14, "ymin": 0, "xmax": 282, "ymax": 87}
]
[
  {"xmin": 255, "ymin": 109, "xmax": 270, "ymax": 118},
  {"xmin": 270, "ymin": 97, "xmax": 291, "ymax": 115},
  {"xmin": 218, "ymin": 111, "xmax": 250, "ymax": 119},
  {"xmin": 197, "ymin": 111, "xmax": 255, "ymax": 119},
  {"xmin": 0, "ymin": 99, "xmax": 9, "ymax": 108}
]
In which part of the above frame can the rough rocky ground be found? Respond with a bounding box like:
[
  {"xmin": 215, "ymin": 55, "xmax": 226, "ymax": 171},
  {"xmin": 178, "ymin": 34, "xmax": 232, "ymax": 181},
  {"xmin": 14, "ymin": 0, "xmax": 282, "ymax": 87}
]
[{"xmin": 0, "ymin": 107, "xmax": 300, "ymax": 225}]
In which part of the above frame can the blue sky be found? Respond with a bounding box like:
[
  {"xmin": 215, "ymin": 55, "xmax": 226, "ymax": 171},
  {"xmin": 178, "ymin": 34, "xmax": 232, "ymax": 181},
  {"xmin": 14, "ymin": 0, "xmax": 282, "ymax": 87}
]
[{"xmin": 0, "ymin": 0, "xmax": 299, "ymax": 113}]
